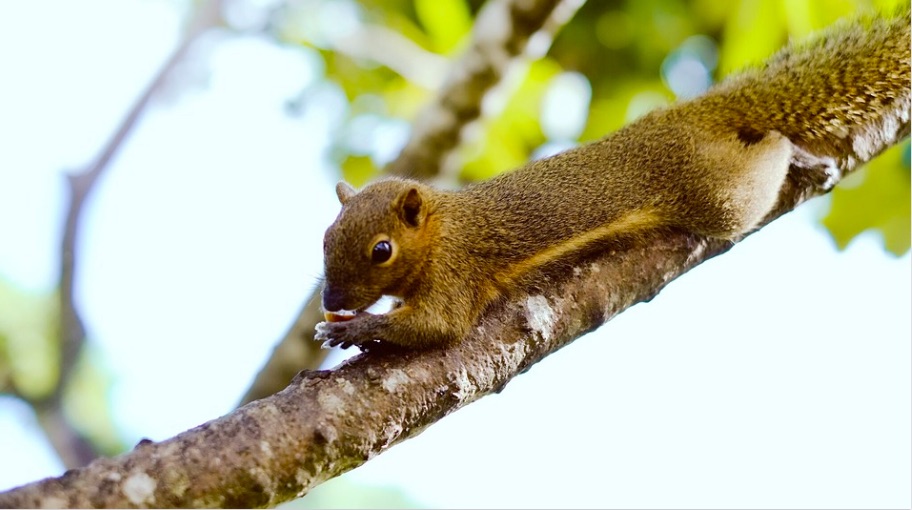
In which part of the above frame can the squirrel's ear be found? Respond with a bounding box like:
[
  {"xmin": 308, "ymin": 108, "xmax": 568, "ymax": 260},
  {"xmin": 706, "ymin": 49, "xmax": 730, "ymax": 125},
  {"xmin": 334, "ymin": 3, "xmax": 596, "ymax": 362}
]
[
  {"xmin": 396, "ymin": 187, "xmax": 426, "ymax": 228},
  {"xmin": 335, "ymin": 181, "xmax": 356, "ymax": 205}
]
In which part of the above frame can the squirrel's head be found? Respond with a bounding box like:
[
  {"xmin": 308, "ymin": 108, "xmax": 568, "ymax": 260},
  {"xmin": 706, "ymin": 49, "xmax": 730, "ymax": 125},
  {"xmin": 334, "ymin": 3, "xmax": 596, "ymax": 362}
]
[{"xmin": 321, "ymin": 178, "xmax": 433, "ymax": 317}]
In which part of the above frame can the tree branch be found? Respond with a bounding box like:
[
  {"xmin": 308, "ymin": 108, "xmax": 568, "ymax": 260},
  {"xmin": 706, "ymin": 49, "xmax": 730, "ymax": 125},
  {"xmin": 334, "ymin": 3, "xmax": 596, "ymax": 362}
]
[
  {"xmin": 0, "ymin": 232, "xmax": 735, "ymax": 509},
  {"xmin": 3, "ymin": 8, "xmax": 906, "ymax": 509},
  {"xmin": 240, "ymin": 0, "xmax": 584, "ymax": 406},
  {"xmin": 385, "ymin": 0, "xmax": 585, "ymax": 180},
  {"xmin": 331, "ymin": 24, "xmax": 450, "ymax": 89}
]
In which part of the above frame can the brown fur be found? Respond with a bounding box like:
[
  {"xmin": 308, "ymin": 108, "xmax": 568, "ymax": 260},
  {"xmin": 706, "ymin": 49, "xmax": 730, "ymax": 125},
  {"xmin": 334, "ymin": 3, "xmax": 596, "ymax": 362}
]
[{"xmin": 316, "ymin": 8, "xmax": 910, "ymax": 349}]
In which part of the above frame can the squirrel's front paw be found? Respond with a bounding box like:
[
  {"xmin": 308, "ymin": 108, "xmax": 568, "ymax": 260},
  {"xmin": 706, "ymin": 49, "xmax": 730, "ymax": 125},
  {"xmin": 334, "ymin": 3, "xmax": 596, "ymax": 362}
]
[{"xmin": 315, "ymin": 318, "xmax": 383, "ymax": 351}]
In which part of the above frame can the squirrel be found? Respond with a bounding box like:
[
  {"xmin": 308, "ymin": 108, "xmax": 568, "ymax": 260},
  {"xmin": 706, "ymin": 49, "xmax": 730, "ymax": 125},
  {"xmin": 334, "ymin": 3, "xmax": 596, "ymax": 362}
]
[{"xmin": 315, "ymin": 8, "xmax": 910, "ymax": 350}]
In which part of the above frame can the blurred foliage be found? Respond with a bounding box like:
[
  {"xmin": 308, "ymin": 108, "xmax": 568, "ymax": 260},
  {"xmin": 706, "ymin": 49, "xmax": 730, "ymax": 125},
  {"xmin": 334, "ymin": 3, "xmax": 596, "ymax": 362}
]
[
  {"xmin": 63, "ymin": 346, "xmax": 127, "ymax": 456},
  {"xmin": 275, "ymin": 0, "xmax": 908, "ymax": 255},
  {"xmin": 823, "ymin": 142, "xmax": 911, "ymax": 255},
  {"xmin": 0, "ymin": 279, "xmax": 125, "ymax": 456},
  {"xmin": 413, "ymin": 0, "xmax": 473, "ymax": 54},
  {"xmin": 0, "ymin": 280, "xmax": 58, "ymax": 398},
  {"xmin": 461, "ymin": 58, "xmax": 562, "ymax": 181}
]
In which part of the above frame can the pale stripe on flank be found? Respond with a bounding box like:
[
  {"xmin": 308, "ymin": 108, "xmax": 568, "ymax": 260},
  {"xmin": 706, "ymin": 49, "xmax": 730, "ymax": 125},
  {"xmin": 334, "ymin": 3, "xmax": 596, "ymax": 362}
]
[{"xmin": 493, "ymin": 208, "xmax": 661, "ymax": 287}]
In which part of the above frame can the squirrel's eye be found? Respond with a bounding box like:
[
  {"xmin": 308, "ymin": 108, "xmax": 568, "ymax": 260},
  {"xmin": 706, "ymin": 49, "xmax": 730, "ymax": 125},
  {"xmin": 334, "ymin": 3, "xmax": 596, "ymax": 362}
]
[{"xmin": 371, "ymin": 240, "xmax": 392, "ymax": 264}]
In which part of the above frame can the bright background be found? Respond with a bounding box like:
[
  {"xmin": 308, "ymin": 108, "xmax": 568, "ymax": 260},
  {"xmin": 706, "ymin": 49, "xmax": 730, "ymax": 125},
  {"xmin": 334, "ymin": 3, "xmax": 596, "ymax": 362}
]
[{"xmin": 0, "ymin": 0, "xmax": 909, "ymax": 508}]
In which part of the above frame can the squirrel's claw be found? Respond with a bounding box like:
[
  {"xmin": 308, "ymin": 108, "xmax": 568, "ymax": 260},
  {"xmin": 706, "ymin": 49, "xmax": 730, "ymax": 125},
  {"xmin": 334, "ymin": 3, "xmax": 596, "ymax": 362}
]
[
  {"xmin": 315, "ymin": 314, "xmax": 403, "ymax": 352},
  {"xmin": 315, "ymin": 319, "xmax": 374, "ymax": 350}
]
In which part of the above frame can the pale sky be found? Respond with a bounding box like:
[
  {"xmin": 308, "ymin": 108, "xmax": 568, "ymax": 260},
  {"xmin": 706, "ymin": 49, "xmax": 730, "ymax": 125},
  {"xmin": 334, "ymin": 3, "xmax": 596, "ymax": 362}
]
[{"xmin": 0, "ymin": 1, "xmax": 909, "ymax": 508}]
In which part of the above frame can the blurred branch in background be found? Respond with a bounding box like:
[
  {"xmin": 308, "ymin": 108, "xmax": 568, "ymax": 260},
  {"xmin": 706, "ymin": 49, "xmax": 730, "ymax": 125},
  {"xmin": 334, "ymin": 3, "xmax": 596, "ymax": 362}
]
[
  {"xmin": 239, "ymin": 0, "xmax": 585, "ymax": 406},
  {"xmin": 333, "ymin": 25, "xmax": 449, "ymax": 89},
  {"xmin": 386, "ymin": 0, "xmax": 584, "ymax": 180},
  {"xmin": 1, "ymin": 0, "xmax": 226, "ymax": 469}
]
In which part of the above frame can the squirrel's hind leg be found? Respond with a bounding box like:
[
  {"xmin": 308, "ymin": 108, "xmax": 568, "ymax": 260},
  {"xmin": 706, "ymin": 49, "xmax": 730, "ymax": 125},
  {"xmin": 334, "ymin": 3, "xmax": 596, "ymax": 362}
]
[{"xmin": 685, "ymin": 129, "xmax": 793, "ymax": 239}]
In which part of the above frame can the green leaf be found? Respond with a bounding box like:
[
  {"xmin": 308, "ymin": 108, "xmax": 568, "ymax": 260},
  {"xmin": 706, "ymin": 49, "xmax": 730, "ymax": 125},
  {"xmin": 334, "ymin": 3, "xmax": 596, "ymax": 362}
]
[
  {"xmin": 340, "ymin": 155, "xmax": 380, "ymax": 187},
  {"xmin": 0, "ymin": 280, "xmax": 58, "ymax": 398},
  {"xmin": 872, "ymin": 0, "xmax": 907, "ymax": 11},
  {"xmin": 414, "ymin": 0, "xmax": 472, "ymax": 54},
  {"xmin": 582, "ymin": 79, "xmax": 671, "ymax": 142},
  {"xmin": 63, "ymin": 345, "xmax": 126, "ymax": 456},
  {"xmin": 797, "ymin": 0, "xmax": 856, "ymax": 33},
  {"xmin": 822, "ymin": 142, "xmax": 911, "ymax": 256},
  {"xmin": 718, "ymin": 0, "xmax": 786, "ymax": 75},
  {"xmin": 459, "ymin": 58, "xmax": 561, "ymax": 181}
]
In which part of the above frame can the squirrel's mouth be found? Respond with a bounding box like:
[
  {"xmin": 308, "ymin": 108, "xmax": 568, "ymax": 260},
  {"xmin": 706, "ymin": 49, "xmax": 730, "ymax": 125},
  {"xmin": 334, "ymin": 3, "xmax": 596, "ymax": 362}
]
[
  {"xmin": 322, "ymin": 296, "xmax": 402, "ymax": 323},
  {"xmin": 324, "ymin": 309, "xmax": 359, "ymax": 322}
]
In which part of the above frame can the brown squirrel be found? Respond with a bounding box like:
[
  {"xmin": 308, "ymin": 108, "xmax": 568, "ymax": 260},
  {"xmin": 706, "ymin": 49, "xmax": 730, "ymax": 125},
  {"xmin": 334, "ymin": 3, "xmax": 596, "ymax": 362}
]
[{"xmin": 315, "ymin": 8, "xmax": 910, "ymax": 350}]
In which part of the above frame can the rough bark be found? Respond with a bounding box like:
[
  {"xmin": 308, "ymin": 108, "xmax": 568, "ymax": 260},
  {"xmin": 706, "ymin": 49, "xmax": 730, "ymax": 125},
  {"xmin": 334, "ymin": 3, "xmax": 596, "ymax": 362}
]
[{"xmin": 240, "ymin": 0, "xmax": 585, "ymax": 405}]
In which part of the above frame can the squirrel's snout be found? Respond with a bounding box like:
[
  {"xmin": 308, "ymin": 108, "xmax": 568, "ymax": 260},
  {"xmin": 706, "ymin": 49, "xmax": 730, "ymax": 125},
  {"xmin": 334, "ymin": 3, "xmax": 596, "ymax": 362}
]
[{"xmin": 321, "ymin": 285, "xmax": 347, "ymax": 312}]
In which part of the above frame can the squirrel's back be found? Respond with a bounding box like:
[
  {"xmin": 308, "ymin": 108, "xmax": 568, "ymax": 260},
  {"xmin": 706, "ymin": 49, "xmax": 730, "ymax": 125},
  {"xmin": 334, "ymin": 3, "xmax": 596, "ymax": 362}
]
[
  {"xmin": 317, "ymin": 7, "xmax": 910, "ymax": 350},
  {"xmin": 449, "ymin": 6, "xmax": 910, "ymax": 260}
]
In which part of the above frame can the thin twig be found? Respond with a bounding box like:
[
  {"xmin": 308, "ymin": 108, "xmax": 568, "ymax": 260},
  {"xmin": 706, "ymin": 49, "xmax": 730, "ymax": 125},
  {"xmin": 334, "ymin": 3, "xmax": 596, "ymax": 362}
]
[{"xmin": 36, "ymin": 0, "xmax": 225, "ymax": 469}]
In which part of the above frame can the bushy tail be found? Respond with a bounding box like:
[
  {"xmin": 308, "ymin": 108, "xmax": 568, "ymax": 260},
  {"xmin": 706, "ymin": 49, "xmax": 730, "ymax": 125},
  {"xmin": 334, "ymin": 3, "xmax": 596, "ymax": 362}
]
[{"xmin": 708, "ymin": 7, "xmax": 910, "ymax": 163}]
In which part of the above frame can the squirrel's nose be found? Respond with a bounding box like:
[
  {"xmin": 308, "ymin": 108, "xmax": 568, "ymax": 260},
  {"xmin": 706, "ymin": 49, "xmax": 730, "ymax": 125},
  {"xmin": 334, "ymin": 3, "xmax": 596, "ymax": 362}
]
[{"xmin": 321, "ymin": 285, "xmax": 347, "ymax": 312}]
